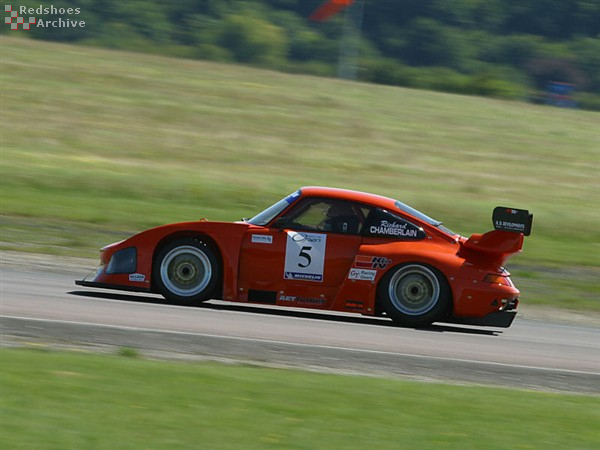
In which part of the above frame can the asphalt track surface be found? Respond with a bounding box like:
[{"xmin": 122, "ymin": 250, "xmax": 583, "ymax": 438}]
[{"xmin": 1, "ymin": 264, "xmax": 599, "ymax": 395}]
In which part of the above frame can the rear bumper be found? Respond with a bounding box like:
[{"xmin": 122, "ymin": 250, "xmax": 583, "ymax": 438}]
[
  {"xmin": 453, "ymin": 280, "xmax": 520, "ymax": 321},
  {"xmin": 444, "ymin": 310, "xmax": 517, "ymax": 328}
]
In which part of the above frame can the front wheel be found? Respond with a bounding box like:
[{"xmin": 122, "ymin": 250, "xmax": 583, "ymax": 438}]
[
  {"xmin": 378, "ymin": 263, "xmax": 451, "ymax": 327},
  {"xmin": 153, "ymin": 238, "xmax": 220, "ymax": 305}
]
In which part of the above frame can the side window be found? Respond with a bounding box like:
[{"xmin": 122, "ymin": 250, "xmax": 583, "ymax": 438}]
[
  {"xmin": 364, "ymin": 209, "xmax": 426, "ymax": 240},
  {"xmin": 281, "ymin": 200, "xmax": 330, "ymax": 231},
  {"xmin": 277, "ymin": 199, "xmax": 369, "ymax": 235}
]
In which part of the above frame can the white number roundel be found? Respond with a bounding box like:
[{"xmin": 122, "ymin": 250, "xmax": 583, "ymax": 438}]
[{"xmin": 283, "ymin": 232, "xmax": 326, "ymax": 282}]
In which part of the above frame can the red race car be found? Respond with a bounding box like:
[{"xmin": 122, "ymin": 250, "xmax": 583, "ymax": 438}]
[{"xmin": 77, "ymin": 187, "xmax": 532, "ymax": 328}]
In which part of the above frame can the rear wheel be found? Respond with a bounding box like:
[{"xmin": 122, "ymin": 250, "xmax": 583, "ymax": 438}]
[
  {"xmin": 153, "ymin": 238, "xmax": 220, "ymax": 305},
  {"xmin": 378, "ymin": 263, "xmax": 450, "ymax": 327}
]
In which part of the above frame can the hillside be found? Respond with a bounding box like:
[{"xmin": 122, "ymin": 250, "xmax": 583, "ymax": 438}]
[{"xmin": 11, "ymin": 0, "xmax": 600, "ymax": 108}]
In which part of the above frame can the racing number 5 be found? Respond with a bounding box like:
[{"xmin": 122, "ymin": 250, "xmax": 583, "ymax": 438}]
[{"xmin": 298, "ymin": 246, "xmax": 312, "ymax": 268}]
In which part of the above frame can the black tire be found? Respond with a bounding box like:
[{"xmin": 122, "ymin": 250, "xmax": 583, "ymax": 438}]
[
  {"xmin": 378, "ymin": 263, "xmax": 451, "ymax": 327},
  {"xmin": 153, "ymin": 238, "xmax": 220, "ymax": 305}
]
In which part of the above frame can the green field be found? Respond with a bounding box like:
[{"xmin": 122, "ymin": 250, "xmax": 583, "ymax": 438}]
[
  {"xmin": 1, "ymin": 348, "xmax": 599, "ymax": 450},
  {"xmin": 1, "ymin": 36, "xmax": 599, "ymax": 311}
]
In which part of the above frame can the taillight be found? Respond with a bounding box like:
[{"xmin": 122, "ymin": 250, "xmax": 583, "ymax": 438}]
[{"xmin": 483, "ymin": 274, "xmax": 512, "ymax": 287}]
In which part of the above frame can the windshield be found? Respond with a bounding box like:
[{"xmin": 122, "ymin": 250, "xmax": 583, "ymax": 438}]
[
  {"xmin": 394, "ymin": 200, "xmax": 456, "ymax": 236},
  {"xmin": 247, "ymin": 190, "xmax": 301, "ymax": 226}
]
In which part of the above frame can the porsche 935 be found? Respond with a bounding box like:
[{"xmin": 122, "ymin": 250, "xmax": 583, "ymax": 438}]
[{"xmin": 77, "ymin": 187, "xmax": 533, "ymax": 328}]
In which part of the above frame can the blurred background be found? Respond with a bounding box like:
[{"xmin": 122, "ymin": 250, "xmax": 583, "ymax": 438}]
[{"xmin": 4, "ymin": 0, "xmax": 600, "ymax": 106}]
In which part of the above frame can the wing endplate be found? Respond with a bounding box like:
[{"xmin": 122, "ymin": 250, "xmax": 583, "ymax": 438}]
[{"xmin": 493, "ymin": 207, "xmax": 533, "ymax": 236}]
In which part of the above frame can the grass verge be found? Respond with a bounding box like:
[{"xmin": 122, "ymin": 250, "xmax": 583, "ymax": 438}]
[{"xmin": 1, "ymin": 348, "xmax": 599, "ymax": 450}]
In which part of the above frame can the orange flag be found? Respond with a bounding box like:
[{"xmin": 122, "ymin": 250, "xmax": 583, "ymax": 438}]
[{"xmin": 310, "ymin": 0, "xmax": 354, "ymax": 21}]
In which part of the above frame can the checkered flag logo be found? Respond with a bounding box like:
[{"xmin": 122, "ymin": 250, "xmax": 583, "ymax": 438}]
[{"xmin": 5, "ymin": 5, "xmax": 36, "ymax": 30}]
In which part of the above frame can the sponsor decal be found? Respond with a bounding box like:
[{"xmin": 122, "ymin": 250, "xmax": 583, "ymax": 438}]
[
  {"xmin": 284, "ymin": 272, "xmax": 323, "ymax": 281},
  {"xmin": 370, "ymin": 220, "xmax": 419, "ymax": 237},
  {"xmin": 128, "ymin": 273, "xmax": 145, "ymax": 282},
  {"xmin": 278, "ymin": 295, "xmax": 326, "ymax": 306},
  {"xmin": 251, "ymin": 234, "xmax": 273, "ymax": 244},
  {"xmin": 286, "ymin": 190, "xmax": 301, "ymax": 203},
  {"xmin": 345, "ymin": 300, "xmax": 364, "ymax": 311},
  {"xmin": 348, "ymin": 268, "xmax": 377, "ymax": 281},
  {"xmin": 354, "ymin": 255, "xmax": 391, "ymax": 269},
  {"xmin": 495, "ymin": 220, "xmax": 526, "ymax": 232},
  {"xmin": 284, "ymin": 232, "xmax": 326, "ymax": 282}
]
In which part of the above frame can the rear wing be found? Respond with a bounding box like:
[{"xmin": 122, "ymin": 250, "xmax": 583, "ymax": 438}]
[
  {"xmin": 493, "ymin": 207, "xmax": 533, "ymax": 236},
  {"xmin": 459, "ymin": 207, "xmax": 533, "ymax": 267}
]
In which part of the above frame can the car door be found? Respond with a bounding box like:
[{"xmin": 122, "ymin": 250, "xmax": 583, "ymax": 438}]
[{"xmin": 237, "ymin": 198, "xmax": 370, "ymax": 305}]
